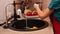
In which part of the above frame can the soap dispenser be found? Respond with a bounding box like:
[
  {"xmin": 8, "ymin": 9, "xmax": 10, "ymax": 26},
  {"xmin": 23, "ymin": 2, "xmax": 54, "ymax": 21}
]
[{"xmin": 17, "ymin": 9, "xmax": 23, "ymax": 18}]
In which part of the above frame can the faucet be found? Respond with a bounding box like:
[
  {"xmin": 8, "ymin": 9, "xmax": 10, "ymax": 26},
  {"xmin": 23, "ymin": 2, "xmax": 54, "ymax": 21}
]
[{"xmin": 13, "ymin": 1, "xmax": 27, "ymax": 21}]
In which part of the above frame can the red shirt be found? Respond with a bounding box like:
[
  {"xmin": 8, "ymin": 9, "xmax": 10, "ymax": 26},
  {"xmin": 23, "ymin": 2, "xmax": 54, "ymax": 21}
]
[{"xmin": 50, "ymin": 16, "xmax": 60, "ymax": 34}]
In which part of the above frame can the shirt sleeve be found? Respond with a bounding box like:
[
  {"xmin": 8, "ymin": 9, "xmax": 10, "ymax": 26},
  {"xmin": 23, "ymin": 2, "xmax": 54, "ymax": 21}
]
[{"xmin": 48, "ymin": 0, "xmax": 60, "ymax": 10}]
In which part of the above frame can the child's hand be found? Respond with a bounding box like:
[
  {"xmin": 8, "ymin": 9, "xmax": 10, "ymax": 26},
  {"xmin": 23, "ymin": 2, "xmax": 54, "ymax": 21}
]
[{"xmin": 34, "ymin": 4, "xmax": 40, "ymax": 10}]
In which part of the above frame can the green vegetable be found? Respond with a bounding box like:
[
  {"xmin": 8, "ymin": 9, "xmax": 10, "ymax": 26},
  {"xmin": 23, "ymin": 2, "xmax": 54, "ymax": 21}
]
[{"xmin": 27, "ymin": 9, "xmax": 34, "ymax": 12}]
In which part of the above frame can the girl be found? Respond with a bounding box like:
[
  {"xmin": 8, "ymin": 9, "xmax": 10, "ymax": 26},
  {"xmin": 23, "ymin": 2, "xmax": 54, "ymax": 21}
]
[{"xmin": 34, "ymin": 0, "xmax": 60, "ymax": 34}]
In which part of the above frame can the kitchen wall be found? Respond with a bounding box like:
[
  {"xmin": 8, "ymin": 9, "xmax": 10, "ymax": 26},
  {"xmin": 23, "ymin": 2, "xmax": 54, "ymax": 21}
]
[
  {"xmin": 42, "ymin": 0, "xmax": 51, "ymax": 9},
  {"xmin": 0, "ymin": 0, "xmax": 13, "ymax": 24},
  {"xmin": 0, "ymin": 0, "xmax": 51, "ymax": 24}
]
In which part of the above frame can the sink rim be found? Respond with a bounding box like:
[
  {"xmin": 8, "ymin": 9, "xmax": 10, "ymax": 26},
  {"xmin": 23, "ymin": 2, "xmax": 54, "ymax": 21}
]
[{"xmin": 8, "ymin": 19, "xmax": 49, "ymax": 31}]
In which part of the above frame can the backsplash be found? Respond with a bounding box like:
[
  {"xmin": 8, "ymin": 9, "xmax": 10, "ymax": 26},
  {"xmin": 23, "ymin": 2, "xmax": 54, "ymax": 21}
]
[{"xmin": 0, "ymin": 0, "xmax": 13, "ymax": 23}]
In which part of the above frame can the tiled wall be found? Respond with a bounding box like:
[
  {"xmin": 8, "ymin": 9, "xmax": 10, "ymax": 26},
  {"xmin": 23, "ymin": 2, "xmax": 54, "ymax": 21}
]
[{"xmin": 0, "ymin": 0, "xmax": 51, "ymax": 24}]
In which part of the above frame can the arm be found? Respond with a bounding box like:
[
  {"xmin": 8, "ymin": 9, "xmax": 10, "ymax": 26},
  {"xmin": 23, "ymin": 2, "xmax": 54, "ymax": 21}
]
[{"xmin": 34, "ymin": 4, "xmax": 54, "ymax": 19}]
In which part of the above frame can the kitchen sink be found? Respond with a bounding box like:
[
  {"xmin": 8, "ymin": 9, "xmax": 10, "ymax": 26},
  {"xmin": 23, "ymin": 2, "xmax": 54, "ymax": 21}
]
[{"xmin": 9, "ymin": 19, "xmax": 48, "ymax": 31}]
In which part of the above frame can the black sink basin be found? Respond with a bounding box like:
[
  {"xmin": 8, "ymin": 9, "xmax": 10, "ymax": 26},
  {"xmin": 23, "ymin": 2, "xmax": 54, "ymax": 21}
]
[{"xmin": 9, "ymin": 19, "xmax": 48, "ymax": 31}]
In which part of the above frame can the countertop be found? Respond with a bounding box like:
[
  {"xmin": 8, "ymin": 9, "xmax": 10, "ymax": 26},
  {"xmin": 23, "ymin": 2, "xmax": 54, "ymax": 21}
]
[{"xmin": 0, "ymin": 17, "xmax": 54, "ymax": 34}]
